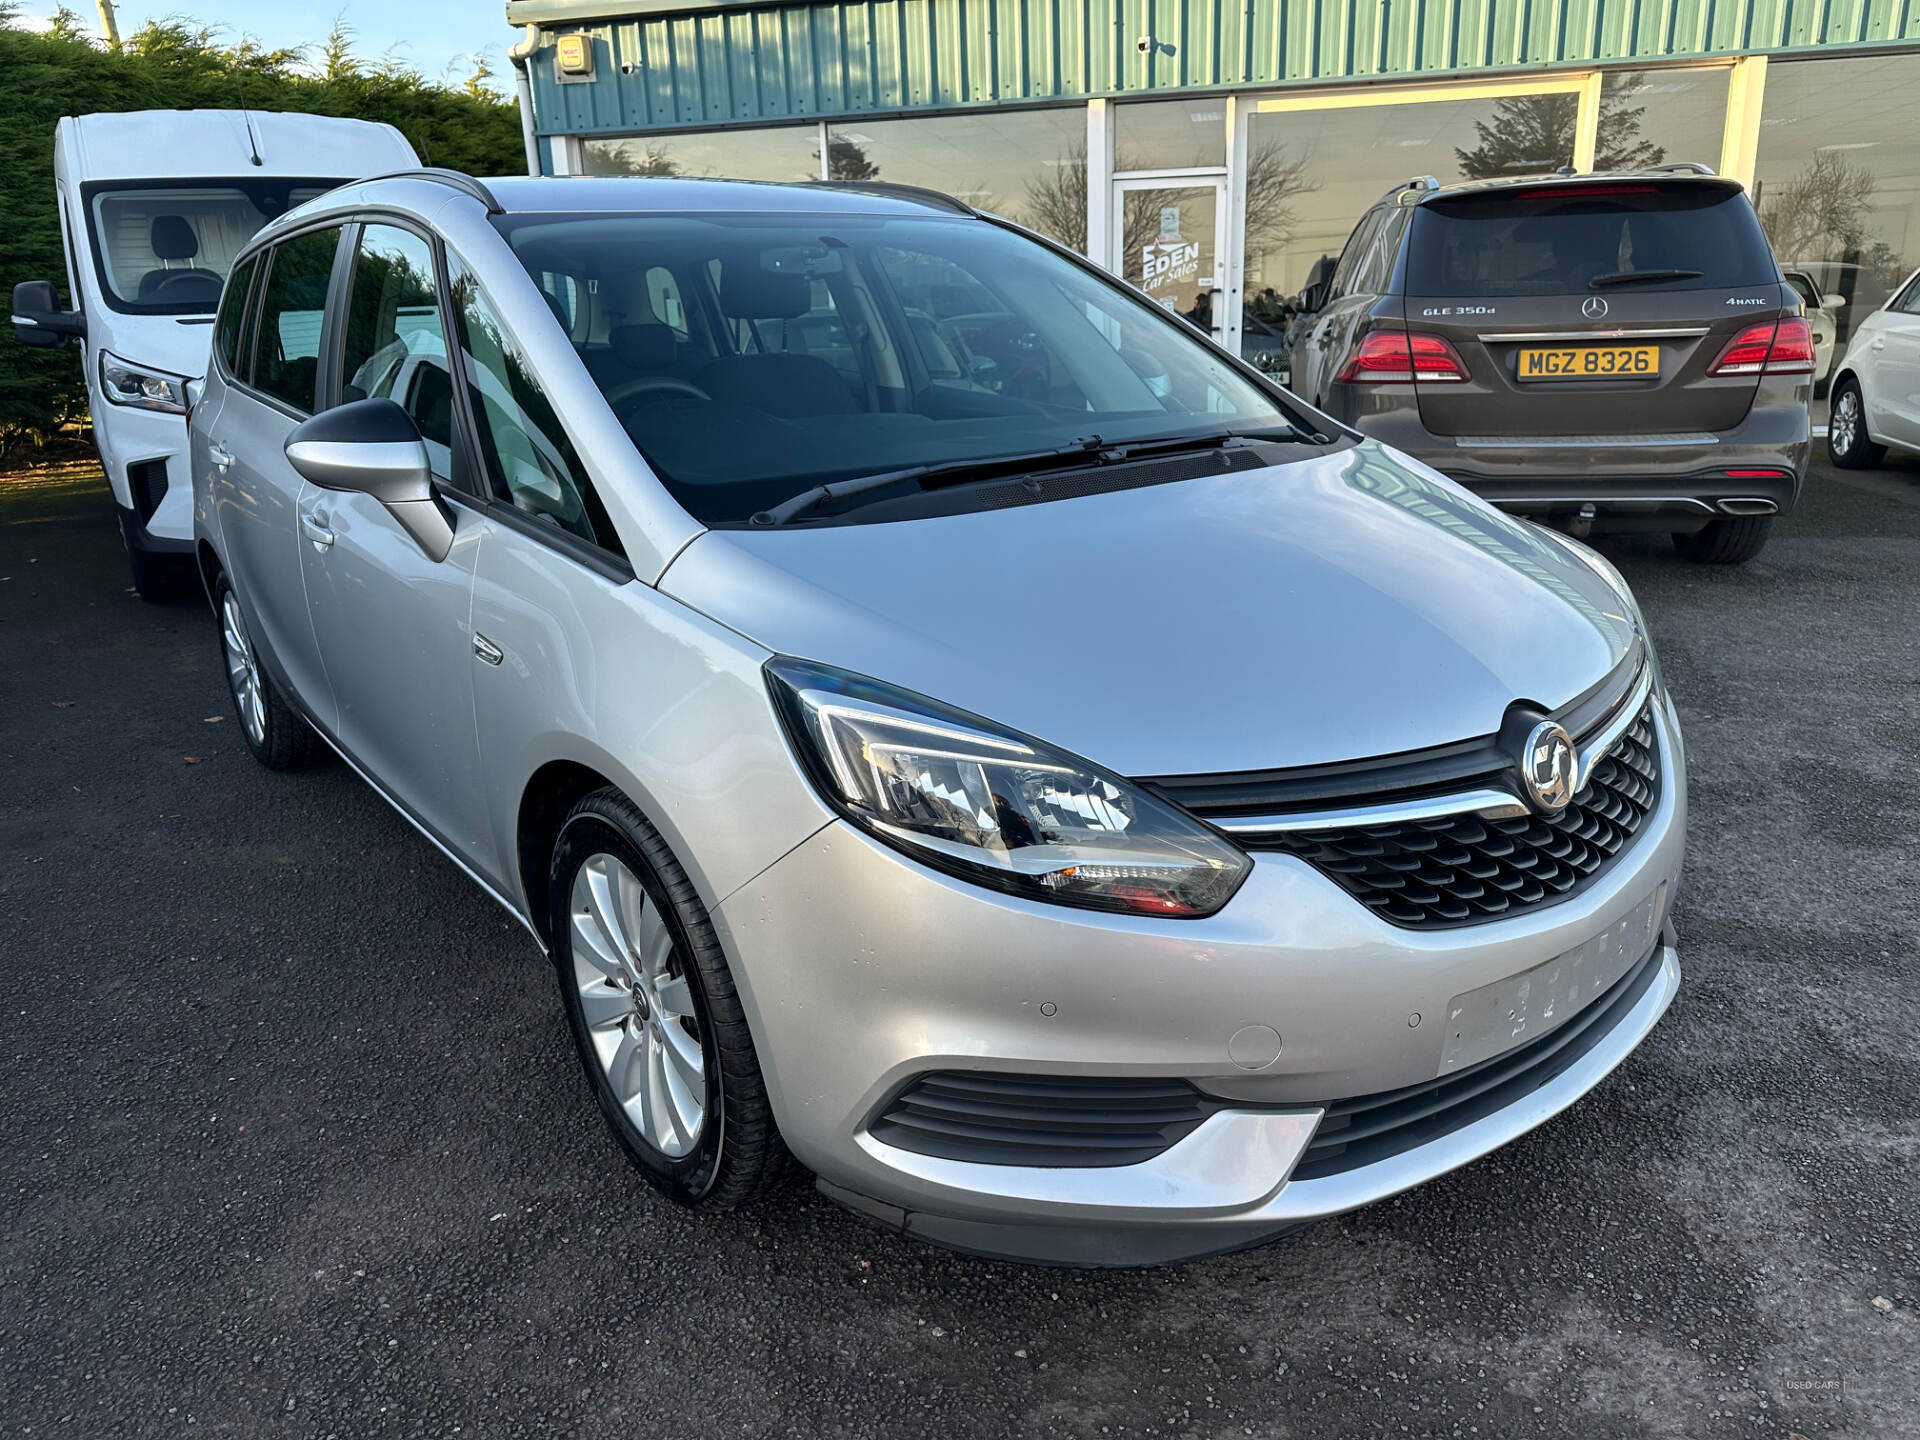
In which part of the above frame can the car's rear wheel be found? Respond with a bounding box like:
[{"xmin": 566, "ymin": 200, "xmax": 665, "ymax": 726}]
[
  {"xmin": 216, "ymin": 578, "xmax": 322, "ymax": 768},
  {"xmin": 1828, "ymin": 379, "xmax": 1886, "ymax": 469},
  {"xmin": 1672, "ymin": 514, "xmax": 1774, "ymax": 565},
  {"xmin": 548, "ymin": 790, "xmax": 787, "ymax": 1207}
]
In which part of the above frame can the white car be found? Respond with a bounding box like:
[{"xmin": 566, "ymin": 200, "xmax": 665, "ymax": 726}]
[
  {"xmin": 1780, "ymin": 268, "xmax": 1842, "ymax": 386},
  {"xmin": 1829, "ymin": 266, "xmax": 1920, "ymax": 468}
]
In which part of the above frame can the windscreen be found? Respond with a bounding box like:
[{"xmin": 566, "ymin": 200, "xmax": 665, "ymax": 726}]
[
  {"xmin": 1405, "ymin": 183, "xmax": 1779, "ymax": 297},
  {"xmin": 494, "ymin": 211, "xmax": 1302, "ymax": 525},
  {"xmin": 84, "ymin": 179, "xmax": 341, "ymax": 314}
]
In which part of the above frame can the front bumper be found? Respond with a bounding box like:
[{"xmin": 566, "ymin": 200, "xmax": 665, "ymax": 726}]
[
  {"xmin": 713, "ymin": 701, "xmax": 1686, "ymax": 1265},
  {"xmin": 92, "ymin": 402, "xmax": 194, "ymax": 547}
]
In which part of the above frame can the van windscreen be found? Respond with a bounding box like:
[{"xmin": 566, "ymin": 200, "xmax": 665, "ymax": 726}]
[
  {"xmin": 83, "ymin": 179, "xmax": 343, "ymax": 315},
  {"xmin": 1405, "ymin": 183, "xmax": 1779, "ymax": 297}
]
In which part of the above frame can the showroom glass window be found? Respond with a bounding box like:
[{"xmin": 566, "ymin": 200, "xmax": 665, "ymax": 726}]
[
  {"xmin": 578, "ymin": 124, "xmax": 823, "ymax": 182},
  {"xmin": 1754, "ymin": 53, "xmax": 1920, "ymax": 353},
  {"xmin": 826, "ymin": 110, "xmax": 1090, "ymax": 253}
]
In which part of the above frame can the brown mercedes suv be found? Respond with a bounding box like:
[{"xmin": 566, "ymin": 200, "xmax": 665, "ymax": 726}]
[{"xmin": 1290, "ymin": 166, "xmax": 1811, "ymax": 564}]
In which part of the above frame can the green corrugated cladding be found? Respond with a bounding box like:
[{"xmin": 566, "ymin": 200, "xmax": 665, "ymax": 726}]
[{"xmin": 519, "ymin": 0, "xmax": 1920, "ymax": 135}]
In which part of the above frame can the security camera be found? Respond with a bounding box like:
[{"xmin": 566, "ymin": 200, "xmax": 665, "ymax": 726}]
[{"xmin": 1136, "ymin": 35, "xmax": 1155, "ymax": 54}]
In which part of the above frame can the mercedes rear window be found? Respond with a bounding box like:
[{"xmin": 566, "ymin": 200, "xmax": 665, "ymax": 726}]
[{"xmin": 1405, "ymin": 183, "xmax": 1779, "ymax": 297}]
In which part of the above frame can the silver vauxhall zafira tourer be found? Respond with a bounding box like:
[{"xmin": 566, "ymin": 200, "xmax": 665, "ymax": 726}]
[{"xmin": 190, "ymin": 172, "xmax": 1685, "ymax": 1264}]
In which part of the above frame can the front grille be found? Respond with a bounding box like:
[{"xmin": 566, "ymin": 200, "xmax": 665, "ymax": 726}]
[
  {"xmin": 1260, "ymin": 706, "xmax": 1660, "ymax": 929},
  {"xmin": 868, "ymin": 1072, "xmax": 1213, "ymax": 1168},
  {"xmin": 1291, "ymin": 938, "xmax": 1665, "ymax": 1180}
]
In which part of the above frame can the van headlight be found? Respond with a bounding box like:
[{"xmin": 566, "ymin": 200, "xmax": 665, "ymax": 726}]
[
  {"xmin": 767, "ymin": 658, "xmax": 1250, "ymax": 918},
  {"xmin": 99, "ymin": 353, "xmax": 189, "ymax": 414}
]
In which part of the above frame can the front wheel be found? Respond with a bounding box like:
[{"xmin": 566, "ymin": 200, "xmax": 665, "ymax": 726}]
[
  {"xmin": 549, "ymin": 790, "xmax": 788, "ymax": 1207},
  {"xmin": 1828, "ymin": 380, "xmax": 1886, "ymax": 469},
  {"xmin": 1672, "ymin": 514, "xmax": 1774, "ymax": 565}
]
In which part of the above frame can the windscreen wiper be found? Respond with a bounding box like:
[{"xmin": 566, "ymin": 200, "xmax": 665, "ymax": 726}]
[
  {"xmin": 749, "ymin": 426, "xmax": 1324, "ymax": 528},
  {"xmin": 1588, "ymin": 269, "xmax": 1704, "ymax": 288}
]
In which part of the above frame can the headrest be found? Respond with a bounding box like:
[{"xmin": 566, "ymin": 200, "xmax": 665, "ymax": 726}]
[
  {"xmin": 150, "ymin": 215, "xmax": 199, "ymax": 262},
  {"xmin": 610, "ymin": 324, "xmax": 677, "ymax": 370},
  {"xmin": 719, "ymin": 265, "xmax": 810, "ymax": 320}
]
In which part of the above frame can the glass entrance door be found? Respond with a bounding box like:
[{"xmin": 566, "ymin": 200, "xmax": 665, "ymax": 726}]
[{"xmin": 1114, "ymin": 178, "xmax": 1228, "ymax": 341}]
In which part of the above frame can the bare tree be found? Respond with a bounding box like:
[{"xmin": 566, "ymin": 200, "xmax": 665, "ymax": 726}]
[{"xmin": 1759, "ymin": 150, "xmax": 1878, "ymax": 262}]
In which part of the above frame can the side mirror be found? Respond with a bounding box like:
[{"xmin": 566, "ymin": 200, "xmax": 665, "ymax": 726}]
[
  {"xmin": 283, "ymin": 398, "xmax": 453, "ymax": 562},
  {"xmin": 1821, "ymin": 293, "xmax": 1848, "ymax": 310},
  {"xmin": 12, "ymin": 279, "xmax": 86, "ymax": 349},
  {"xmin": 1295, "ymin": 283, "xmax": 1326, "ymax": 315}
]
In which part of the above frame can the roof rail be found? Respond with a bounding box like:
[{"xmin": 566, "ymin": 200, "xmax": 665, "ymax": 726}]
[
  {"xmin": 1385, "ymin": 174, "xmax": 1441, "ymax": 203},
  {"xmin": 360, "ymin": 167, "xmax": 504, "ymax": 213},
  {"xmin": 1644, "ymin": 161, "xmax": 1717, "ymax": 177},
  {"xmin": 802, "ymin": 179, "xmax": 978, "ymax": 216}
]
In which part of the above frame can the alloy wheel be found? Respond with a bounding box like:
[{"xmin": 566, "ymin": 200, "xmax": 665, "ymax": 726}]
[
  {"xmin": 569, "ymin": 853, "xmax": 708, "ymax": 1157},
  {"xmin": 1832, "ymin": 389, "xmax": 1860, "ymax": 455},
  {"xmin": 221, "ymin": 591, "xmax": 267, "ymax": 747}
]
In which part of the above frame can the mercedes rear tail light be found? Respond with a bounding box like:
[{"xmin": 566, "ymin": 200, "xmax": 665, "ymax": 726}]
[
  {"xmin": 1708, "ymin": 318, "xmax": 1815, "ymax": 377},
  {"xmin": 1335, "ymin": 331, "xmax": 1469, "ymax": 384}
]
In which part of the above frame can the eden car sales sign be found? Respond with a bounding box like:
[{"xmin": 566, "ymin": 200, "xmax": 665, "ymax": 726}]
[{"xmin": 1142, "ymin": 205, "xmax": 1199, "ymax": 292}]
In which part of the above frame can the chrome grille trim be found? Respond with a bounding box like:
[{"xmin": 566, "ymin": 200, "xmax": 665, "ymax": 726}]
[{"xmin": 1209, "ymin": 669, "xmax": 1656, "ymax": 841}]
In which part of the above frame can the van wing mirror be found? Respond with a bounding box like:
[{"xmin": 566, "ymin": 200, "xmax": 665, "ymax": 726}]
[
  {"xmin": 283, "ymin": 398, "xmax": 453, "ymax": 562},
  {"xmin": 12, "ymin": 280, "xmax": 86, "ymax": 348}
]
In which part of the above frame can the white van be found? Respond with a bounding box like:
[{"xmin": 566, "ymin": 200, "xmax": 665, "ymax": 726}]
[{"xmin": 10, "ymin": 110, "xmax": 417, "ymax": 597}]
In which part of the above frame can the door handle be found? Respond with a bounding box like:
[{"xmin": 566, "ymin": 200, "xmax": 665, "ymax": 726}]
[
  {"xmin": 208, "ymin": 443, "xmax": 234, "ymax": 472},
  {"xmin": 300, "ymin": 509, "xmax": 335, "ymax": 551},
  {"xmin": 472, "ymin": 632, "xmax": 504, "ymax": 667}
]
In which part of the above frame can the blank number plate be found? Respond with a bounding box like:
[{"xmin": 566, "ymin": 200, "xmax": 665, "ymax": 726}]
[
  {"xmin": 1439, "ymin": 886, "xmax": 1664, "ymax": 1075},
  {"xmin": 1517, "ymin": 345, "xmax": 1659, "ymax": 380}
]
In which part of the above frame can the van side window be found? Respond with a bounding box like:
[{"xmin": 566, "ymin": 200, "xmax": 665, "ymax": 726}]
[
  {"xmin": 340, "ymin": 225, "xmax": 453, "ymax": 479},
  {"xmin": 448, "ymin": 256, "xmax": 622, "ymax": 557},
  {"xmin": 251, "ymin": 228, "xmax": 342, "ymax": 414},
  {"xmin": 213, "ymin": 254, "xmax": 258, "ymax": 379}
]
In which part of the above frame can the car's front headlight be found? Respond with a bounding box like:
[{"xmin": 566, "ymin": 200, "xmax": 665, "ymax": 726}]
[
  {"xmin": 99, "ymin": 352, "xmax": 189, "ymax": 415},
  {"xmin": 767, "ymin": 658, "xmax": 1250, "ymax": 918}
]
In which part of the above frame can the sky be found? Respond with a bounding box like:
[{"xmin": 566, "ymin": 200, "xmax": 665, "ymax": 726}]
[{"xmin": 36, "ymin": 2, "xmax": 518, "ymax": 91}]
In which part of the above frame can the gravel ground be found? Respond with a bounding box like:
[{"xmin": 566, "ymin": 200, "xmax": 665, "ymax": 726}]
[{"xmin": 2, "ymin": 457, "xmax": 1916, "ymax": 1439}]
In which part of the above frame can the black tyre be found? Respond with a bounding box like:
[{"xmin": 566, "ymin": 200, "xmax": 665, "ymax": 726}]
[
  {"xmin": 1672, "ymin": 514, "xmax": 1774, "ymax": 565},
  {"xmin": 1828, "ymin": 379, "xmax": 1886, "ymax": 469},
  {"xmin": 549, "ymin": 789, "xmax": 788, "ymax": 1207},
  {"xmin": 214, "ymin": 576, "xmax": 323, "ymax": 769},
  {"xmin": 127, "ymin": 546, "xmax": 188, "ymax": 602}
]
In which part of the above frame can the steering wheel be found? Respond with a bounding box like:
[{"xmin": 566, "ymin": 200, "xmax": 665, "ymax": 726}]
[{"xmin": 606, "ymin": 375, "xmax": 710, "ymax": 423}]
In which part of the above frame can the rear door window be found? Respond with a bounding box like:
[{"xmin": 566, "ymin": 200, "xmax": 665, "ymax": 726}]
[
  {"xmin": 1405, "ymin": 184, "xmax": 1779, "ymax": 296},
  {"xmin": 251, "ymin": 228, "xmax": 344, "ymax": 413}
]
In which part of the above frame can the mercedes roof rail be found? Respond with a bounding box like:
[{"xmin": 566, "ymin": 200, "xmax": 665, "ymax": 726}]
[{"xmin": 1643, "ymin": 161, "xmax": 1718, "ymax": 176}]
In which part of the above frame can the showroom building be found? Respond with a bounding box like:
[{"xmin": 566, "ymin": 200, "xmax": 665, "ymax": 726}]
[{"xmin": 504, "ymin": 0, "xmax": 1920, "ymax": 370}]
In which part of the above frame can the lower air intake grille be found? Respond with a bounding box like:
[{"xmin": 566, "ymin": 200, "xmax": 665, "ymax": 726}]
[
  {"xmin": 1265, "ymin": 707, "xmax": 1660, "ymax": 928},
  {"xmin": 868, "ymin": 1072, "xmax": 1213, "ymax": 1168},
  {"xmin": 1291, "ymin": 939, "xmax": 1665, "ymax": 1179}
]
